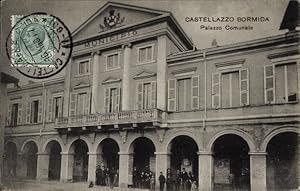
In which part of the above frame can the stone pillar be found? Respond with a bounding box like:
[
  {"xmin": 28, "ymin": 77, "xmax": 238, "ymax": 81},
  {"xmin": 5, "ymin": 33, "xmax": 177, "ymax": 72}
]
[
  {"xmin": 91, "ymin": 51, "xmax": 101, "ymax": 113},
  {"xmin": 63, "ymin": 58, "xmax": 72, "ymax": 117},
  {"xmin": 87, "ymin": 152, "xmax": 97, "ymax": 183},
  {"xmin": 198, "ymin": 151, "xmax": 213, "ymax": 191},
  {"xmin": 60, "ymin": 152, "xmax": 74, "ymax": 182},
  {"xmin": 118, "ymin": 152, "xmax": 132, "ymax": 188},
  {"xmin": 121, "ymin": 43, "xmax": 132, "ymax": 111},
  {"xmin": 36, "ymin": 152, "xmax": 50, "ymax": 181},
  {"xmin": 16, "ymin": 152, "xmax": 26, "ymax": 178},
  {"xmin": 157, "ymin": 35, "xmax": 168, "ymax": 111},
  {"xmin": 249, "ymin": 152, "xmax": 267, "ymax": 191},
  {"xmin": 155, "ymin": 152, "xmax": 170, "ymax": 189}
]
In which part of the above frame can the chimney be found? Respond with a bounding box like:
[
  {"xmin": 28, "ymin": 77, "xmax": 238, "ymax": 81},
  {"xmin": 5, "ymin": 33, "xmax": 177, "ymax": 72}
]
[{"xmin": 211, "ymin": 38, "xmax": 218, "ymax": 47}]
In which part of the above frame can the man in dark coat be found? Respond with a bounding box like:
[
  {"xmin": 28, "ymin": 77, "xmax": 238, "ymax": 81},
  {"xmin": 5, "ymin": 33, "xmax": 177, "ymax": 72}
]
[{"xmin": 159, "ymin": 172, "xmax": 166, "ymax": 191}]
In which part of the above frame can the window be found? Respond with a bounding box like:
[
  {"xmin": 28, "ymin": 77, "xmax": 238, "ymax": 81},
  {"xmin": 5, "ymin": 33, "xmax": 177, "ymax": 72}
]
[
  {"xmin": 136, "ymin": 81, "xmax": 156, "ymax": 110},
  {"xmin": 168, "ymin": 76, "xmax": 199, "ymax": 111},
  {"xmin": 78, "ymin": 60, "xmax": 90, "ymax": 75},
  {"xmin": 26, "ymin": 99, "xmax": 42, "ymax": 124},
  {"xmin": 54, "ymin": 97, "xmax": 63, "ymax": 118},
  {"xmin": 264, "ymin": 63, "xmax": 298, "ymax": 104},
  {"xmin": 137, "ymin": 44, "xmax": 154, "ymax": 64},
  {"xmin": 31, "ymin": 100, "xmax": 39, "ymax": 123},
  {"xmin": 77, "ymin": 93, "xmax": 87, "ymax": 116},
  {"xmin": 11, "ymin": 103, "xmax": 18, "ymax": 126},
  {"xmin": 104, "ymin": 86, "xmax": 121, "ymax": 113},
  {"xmin": 106, "ymin": 53, "xmax": 119, "ymax": 70},
  {"xmin": 212, "ymin": 69, "xmax": 249, "ymax": 108},
  {"xmin": 69, "ymin": 92, "xmax": 90, "ymax": 116}
]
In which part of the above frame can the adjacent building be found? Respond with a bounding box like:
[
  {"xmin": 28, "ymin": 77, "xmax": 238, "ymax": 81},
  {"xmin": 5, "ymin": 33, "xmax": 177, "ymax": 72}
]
[{"xmin": 3, "ymin": 1, "xmax": 299, "ymax": 191}]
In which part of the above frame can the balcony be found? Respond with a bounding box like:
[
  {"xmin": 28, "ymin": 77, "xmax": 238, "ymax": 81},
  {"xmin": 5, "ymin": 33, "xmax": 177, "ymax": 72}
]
[{"xmin": 55, "ymin": 109, "xmax": 164, "ymax": 132}]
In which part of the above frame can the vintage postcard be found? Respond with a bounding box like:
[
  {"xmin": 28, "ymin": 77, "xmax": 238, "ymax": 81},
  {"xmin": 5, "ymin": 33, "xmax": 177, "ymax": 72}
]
[{"xmin": 0, "ymin": 0, "xmax": 299, "ymax": 191}]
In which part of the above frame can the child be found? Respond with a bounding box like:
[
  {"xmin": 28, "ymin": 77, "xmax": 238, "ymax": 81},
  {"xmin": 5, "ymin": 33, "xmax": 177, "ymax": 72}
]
[{"xmin": 191, "ymin": 181, "xmax": 197, "ymax": 191}]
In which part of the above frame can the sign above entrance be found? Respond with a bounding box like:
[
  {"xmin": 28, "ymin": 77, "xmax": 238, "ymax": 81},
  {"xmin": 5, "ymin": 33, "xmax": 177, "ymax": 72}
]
[
  {"xmin": 100, "ymin": 9, "xmax": 125, "ymax": 32},
  {"xmin": 84, "ymin": 30, "xmax": 138, "ymax": 49}
]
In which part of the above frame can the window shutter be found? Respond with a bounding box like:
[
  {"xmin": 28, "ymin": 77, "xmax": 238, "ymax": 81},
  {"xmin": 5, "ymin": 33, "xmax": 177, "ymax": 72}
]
[
  {"xmin": 26, "ymin": 101, "xmax": 31, "ymax": 124},
  {"xmin": 115, "ymin": 87, "xmax": 121, "ymax": 112},
  {"xmin": 151, "ymin": 81, "xmax": 157, "ymax": 109},
  {"xmin": 104, "ymin": 88, "xmax": 110, "ymax": 113},
  {"xmin": 69, "ymin": 93, "xmax": 77, "ymax": 116},
  {"xmin": 7, "ymin": 104, "xmax": 12, "ymax": 126},
  {"xmin": 264, "ymin": 65, "xmax": 275, "ymax": 104},
  {"xmin": 168, "ymin": 79, "xmax": 176, "ymax": 111},
  {"xmin": 191, "ymin": 75, "xmax": 200, "ymax": 109},
  {"xmin": 85, "ymin": 92, "xmax": 91, "ymax": 115},
  {"xmin": 59, "ymin": 96, "xmax": 64, "ymax": 117},
  {"xmin": 17, "ymin": 103, "xmax": 22, "ymax": 125},
  {"xmin": 212, "ymin": 73, "xmax": 221, "ymax": 108},
  {"xmin": 38, "ymin": 99, "xmax": 43, "ymax": 123},
  {"xmin": 136, "ymin": 83, "xmax": 143, "ymax": 110},
  {"xmin": 240, "ymin": 69, "xmax": 249, "ymax": 106},
  {"xmin": 47, "ymin": 96, "xmax": 53, "ymax": 122}
]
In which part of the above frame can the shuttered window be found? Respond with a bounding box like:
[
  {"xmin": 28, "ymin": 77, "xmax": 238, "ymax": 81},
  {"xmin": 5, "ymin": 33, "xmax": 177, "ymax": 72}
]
[
  {"xmin": 264, "ymin": 63, "xmax": 298, "ymax": 104},
  {"xmin": 11, "ymin": 103, "xmax": 18, "ymax": 126},
  {"xmin": 137, "ymin": 45, "xmax": 154, "ymax": 64},
  {"xmin": 106, "ymin": 53, "xmax": 120, "ymax": 70},
  {"xmin": 69, "ymin": 92, "xmax": 90, "ymax": 116},
  {"xmin": 104, "ymin": 86, "xmax": 121, "ymax": 113},
  {"xmin": 168, "ymin": 76, "xmax": 200, "ymax": 112},
  {"xmin": 31, "ymin": 100, "xmax": 41, "ymax": 123},
  {"xmin": 212, "ymin": 69, "xmax": 249, "ymax": 108},
  {"xmin": 78, "ymin": 60, "xmax": 90, "ymax": 75},
  {"xmin": 136, "ymin": 81, "xmax": 157, "ymax": 110}
]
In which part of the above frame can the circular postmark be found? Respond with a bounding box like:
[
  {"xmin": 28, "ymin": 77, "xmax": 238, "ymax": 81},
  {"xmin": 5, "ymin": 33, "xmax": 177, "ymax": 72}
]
[{"xmin": 6, "ymin": 13, "xmax": 73, "ymax": 79}]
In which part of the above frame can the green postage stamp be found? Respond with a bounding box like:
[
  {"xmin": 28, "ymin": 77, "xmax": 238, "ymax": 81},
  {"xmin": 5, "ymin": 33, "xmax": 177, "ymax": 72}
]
[{"xmin": 7, "ymin": 13, "xmax": 72, "ymax": 79}]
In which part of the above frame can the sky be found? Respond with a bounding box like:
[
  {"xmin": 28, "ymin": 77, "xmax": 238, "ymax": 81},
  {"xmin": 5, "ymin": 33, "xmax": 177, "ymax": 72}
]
[{"xmin": 0, "ymin": 0, "xmax": 290, "ymax": 85}]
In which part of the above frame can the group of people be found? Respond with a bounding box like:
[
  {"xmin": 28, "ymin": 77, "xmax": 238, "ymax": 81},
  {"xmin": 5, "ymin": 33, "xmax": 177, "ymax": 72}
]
[
  {"xmin": 132, "ymin": 166, "xmax": 155, "ymax": 189},
  {"xmin": 132, "ymin": 167, "xmax": 197, "ymax": 191},
  {"xmin": 164, "ymin": 168, "xmax": 197, "ymax": 191},
  {"xmin": 95, "ymin": 164, "xmax": 119, "ymax": 188}
]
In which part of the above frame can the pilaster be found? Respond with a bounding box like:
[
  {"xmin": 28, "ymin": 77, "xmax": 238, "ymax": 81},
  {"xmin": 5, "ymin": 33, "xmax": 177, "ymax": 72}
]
[
  {"xmin": 249, "ymin": 152, "xmax": 267, "ymax": 191},
  {"xmin": 198, "ymin": 151, "xmax": 213, "ymax": 191},
  {"xmin": 157, "ymin": 35, "xmax": 168, "ymax": 111},
  {"xmin": 121, "ymin": 43, "xmax": 132, "ymax": 111}
]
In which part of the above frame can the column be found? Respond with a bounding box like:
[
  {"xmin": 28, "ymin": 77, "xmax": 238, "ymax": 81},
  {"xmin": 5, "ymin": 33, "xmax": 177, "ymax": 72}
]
[
  {"xmin": 63, "ymin": 58, "xmax": 72, "ymax": 117},
  {"xmin": 118, "ymin": 152, "xmax": 132, "ymax": 188},
  {"xmin": 198, "ymin": 151, "xmax": 213, "ymax": 191},
  {"xmin": 157, "ymin": 35, "xmax": 167, "ymax": 111},
  {"xmin": 87, "ymin": 152, "xmax": 98, "ymax": 183},
  {"xmin": 249, "ymin": 152, "xmax": 267, "ymax": 191},
  {"xmin": 60, "ymin": 152, "xmax": 74, "ymax": 182},
  {"xmin": 155, "ymin": 152, "xmax": 170, "ymax": 190},
  {"xmin": 16, "ymin": 152, "xmax": 26, "ymax": 178},
  {"xmin": 36, "ymin": 152, "xmax": 50, "ymax": 180},
  {"xmin": 91, "ymin": 51, "xmax": 101, "ymax": 113},
  {"xmin": 121, "ymin": 43, "xmax": 132, "ymax": 111}
]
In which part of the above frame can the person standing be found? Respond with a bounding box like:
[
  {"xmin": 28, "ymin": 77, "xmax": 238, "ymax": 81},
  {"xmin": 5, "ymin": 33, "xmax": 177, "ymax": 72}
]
[
  {"xmin": 166, "ymin": 168, "xmax": 172, "ymax": 191},
  {"xmin": 132, "ymin": 166, "xmax": 139, "ymax": 188},
  {"xmin": 181, "ymin": 168, "xmax": 189, "ymax": 191},
  {"xmin": 175, "ymin": 169, "xmax": 181, "ymax": 191},
  {"xmin": 150, "ymin": 174, "xmax": 155, "ymax": 191},
  {"xmin": 159, "ymin": 172, "xmax": 166, "ymax": 191}
]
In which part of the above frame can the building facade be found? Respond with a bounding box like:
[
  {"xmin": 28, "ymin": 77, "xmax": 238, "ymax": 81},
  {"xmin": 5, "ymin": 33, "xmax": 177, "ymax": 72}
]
[{"xmin": 3, "ymin": 2, "xmax": 299, "ymax": 191}]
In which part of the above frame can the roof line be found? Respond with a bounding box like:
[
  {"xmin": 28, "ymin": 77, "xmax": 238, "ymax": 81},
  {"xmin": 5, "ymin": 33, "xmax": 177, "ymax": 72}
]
[{"xmin": 71, "ymin": 1, "xmax": 170, "ymax": 37}]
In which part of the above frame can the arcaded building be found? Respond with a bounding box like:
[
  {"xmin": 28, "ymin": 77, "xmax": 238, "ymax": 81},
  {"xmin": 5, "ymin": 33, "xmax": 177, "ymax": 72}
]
[{"xmin": 3, "ymin": 2, "xmax": 299, "ymax": 191}]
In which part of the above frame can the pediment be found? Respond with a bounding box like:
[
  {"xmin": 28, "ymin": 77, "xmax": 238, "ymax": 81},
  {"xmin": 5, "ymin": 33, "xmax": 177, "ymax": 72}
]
[
  {"xmin": 133, "ymin": 71, "xmax": 156, "ymax": 79},
  {"xmin": 72, "ymin": 2, "xmax": 167, "ymax": 40},
  {"xmin": 102, "ymin": 77, "xmax": 121, "ymax": 84},
  {"xmin": 74, "ymin": 82, "xmax": 90, "ymax": 89}
]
